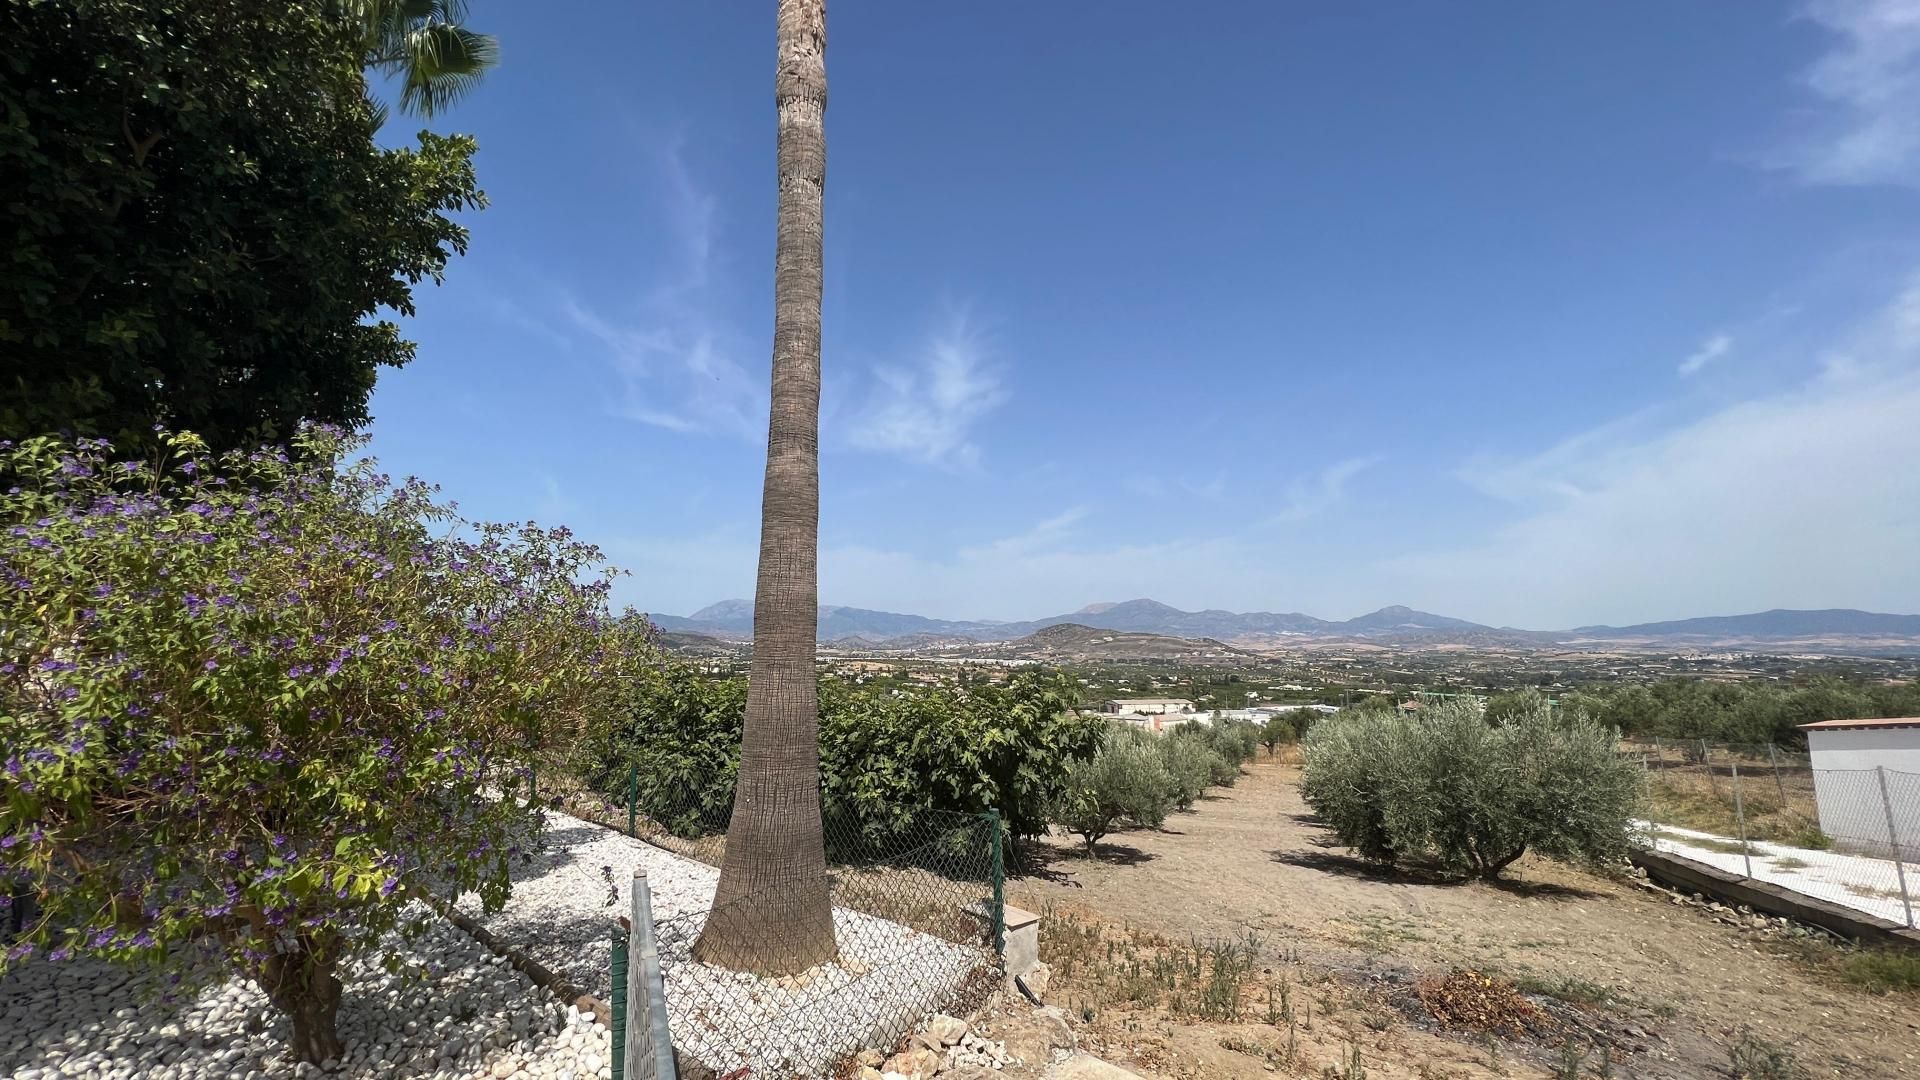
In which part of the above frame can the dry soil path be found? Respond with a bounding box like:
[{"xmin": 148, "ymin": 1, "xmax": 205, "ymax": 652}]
[{"xmin": 1009, "ymin": 759, "xmax": 1917, "ymax": 1079}]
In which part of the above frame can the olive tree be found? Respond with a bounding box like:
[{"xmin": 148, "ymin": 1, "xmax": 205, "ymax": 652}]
[
  {"xmin": 1050, "ymin": 730, "xmax": 1175, "ymax": 858},
  {"xmin": 1300, "ymin": 700, "xmax": 1642, "ymax": 880},
  {"xmin": 1157, "ymin": 732, "xmax": 1223, "ymax": 810},
  {"xmin": 0, "ymin": 429, "xmax": 640, "ymax": 1062}
]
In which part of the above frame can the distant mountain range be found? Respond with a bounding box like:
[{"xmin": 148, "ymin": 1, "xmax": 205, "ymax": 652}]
[{"xmin": 647, "ymin": 599, "xmax": 1920, "ymax": 648}]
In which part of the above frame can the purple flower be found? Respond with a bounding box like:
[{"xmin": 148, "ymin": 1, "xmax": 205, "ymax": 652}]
[{"xmin": 203, "ymin": 659, "xmax": 218, "ymax": 672}]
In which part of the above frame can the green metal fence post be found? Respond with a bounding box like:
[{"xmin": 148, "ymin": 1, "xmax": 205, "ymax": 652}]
[
  {"xmin": 627, "ymin": 764, "xmax": 638, "ymax": 838},
  {"xmin": 987, "ymin": 809, "xmax": 1005, "ymax": 958},
  {"xmin": 609, "ymin": 930, "xmax": 628, "ymax": 1080}
]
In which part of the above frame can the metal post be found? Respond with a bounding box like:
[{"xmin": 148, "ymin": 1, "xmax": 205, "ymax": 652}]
[
  {"xmin": 609, "ymin": 932, "xmax": 628, "ymax": 1080},
  {"xmin": 1701, "ymin": 741, "xmax": 1719, "ymax": 799},
  {"xmin": 1875, "ymin": 767, "xmax": 1915, "ymax": 930},
  {"xmin": 627, "ymin": 764, "xmax": 639, "ymax": 838},
  {"xmin": 1766, "ymin": 744, "xmax": 1789, "ymax": 811},
  {"xmin": 987, "ymin": 809, "xmax": 1006, "ymax": 958},
  {"xmin": 627, "ymin": 870, "xmax": 676, "ymax": 1079},
  {"xmin": 1730, "ymin": 760, "xmax": 1754, "ymax": 880}
]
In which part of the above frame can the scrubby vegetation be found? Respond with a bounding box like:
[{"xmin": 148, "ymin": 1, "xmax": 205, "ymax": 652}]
[
  {"xmin": 1567, "ymin": 677, "xmax": 1920, "ymax": 748},
  {"xmin": 1300, "ymin": 699, "xmax": 1643, "ymax": 880},
  {"xmin": 1837, "ymin": 948, "xmax": 1920, "ymax": 995}
]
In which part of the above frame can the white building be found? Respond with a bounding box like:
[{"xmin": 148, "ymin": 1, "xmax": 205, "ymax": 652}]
[
  {"xmin": 1799, "ymin": 717, "xmax": 1920, "ymax": 859},
  {"xmin": 1099, "ymin": 698, "xmax": 1194, "ymax": 716},
  {"xmin": 1107, "ymin": 709, "xmax": 1212, "ymax": 733}
]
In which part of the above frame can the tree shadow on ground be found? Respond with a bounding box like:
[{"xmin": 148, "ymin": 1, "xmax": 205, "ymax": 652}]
[
  {"xmin": 1013, "ymin": 837, "xmax": 1159, "ymax": 881},
  {"xmin": 1267, "ymin": 847, "xmax": 1606, "ymax": 900}
]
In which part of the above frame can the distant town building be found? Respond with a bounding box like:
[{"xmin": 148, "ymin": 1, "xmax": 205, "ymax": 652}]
[
  {"xmin": 1111, "ymin": 710, "xmax": 1213, "ymax": 733},
  {"xmin": 1099, "ymin": 698, "xmax": 1194, "ymax": 715}
]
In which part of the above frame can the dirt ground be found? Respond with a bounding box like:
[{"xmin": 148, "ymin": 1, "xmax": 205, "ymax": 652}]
[{"xmin": 1006, "ymin": 759, "xmax": 1919, "ymax": 1080}]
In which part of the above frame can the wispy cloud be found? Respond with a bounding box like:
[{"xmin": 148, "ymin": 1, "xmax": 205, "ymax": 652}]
[
  {"xmin": 1772, "ymin": 0, "xmax": 1920, "ymax": 185},
  {"xmin": 1678, "ymin": 333, "xmax": 1733, "ymax": 376},
  {"xmin": 1386, "ymin": 272, "xmax": 1920, "ymax": 626},
  {"xmin": 958, "ymin": 507, "xmax": 1089, "ymax": 561},
  {"xmin": 1271, "ymin": 456, "xmax": 1380, "ymax": 523},
  {"xmin": 564, "ymin": 138, "xmax": 763, "ymax": 438},
  {"xmin": 846, "ymin": 313, "xmax": 1009, "ymax": 468}
]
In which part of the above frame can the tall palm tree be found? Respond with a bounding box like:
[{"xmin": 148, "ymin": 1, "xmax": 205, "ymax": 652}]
[
  {"xmin": 691, "ymin": 0, "xmax": 837, "ymax": 974},
  {"xmin": 356, "ymin": 0, "xmax": 498, "ymax": 118}
]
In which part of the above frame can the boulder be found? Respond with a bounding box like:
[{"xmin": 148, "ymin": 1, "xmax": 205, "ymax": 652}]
[
  {"xmin": 923, "ymin": 1014, "xmax": 969, "ymax": 1048},
  {"xmin": 881, "ymin": 1047, "xmax": 941, "ymax": 1080}
]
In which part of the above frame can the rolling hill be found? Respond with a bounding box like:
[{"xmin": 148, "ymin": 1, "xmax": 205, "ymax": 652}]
[{"xmin": 649, "ymin": 598, "xmax": 1920, "ymax": 650}]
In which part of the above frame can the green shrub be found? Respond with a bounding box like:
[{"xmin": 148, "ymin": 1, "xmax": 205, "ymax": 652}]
[
  {"xmin": 1050, "ymin": 730, "xmax": 1176, "ymax": 856},
  {"xmin": 0, "ymin": 430, "xmax": 638, "ymax": 1061},
  {"xmin": 1300, "ymin": 699, "xmax": 1642, "ymax": 879}
]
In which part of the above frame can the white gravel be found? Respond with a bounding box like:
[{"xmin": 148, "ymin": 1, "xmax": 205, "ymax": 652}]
[
  {"xmin": 0, "ymin": 901, "xmax": 610, "ymax": 1080},
  {"xmin": 460, "ymin": 808, "xmax": 993, "ymax": 1078},
  {"xmin": 0, "ymin": 809, "xmax": 990, "ymax": 1080}
]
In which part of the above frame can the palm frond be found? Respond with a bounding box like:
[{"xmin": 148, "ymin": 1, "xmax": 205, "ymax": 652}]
[
  {"xmin": 404, "ymin": 22, "xmax": 498, "ymax": 80},
  {"xmin": 358, "ymin": 4, "xmax": 497, "ymax": 119}
]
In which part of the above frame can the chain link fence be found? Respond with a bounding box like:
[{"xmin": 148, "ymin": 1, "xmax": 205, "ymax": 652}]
[
  {"xmin": 1626, "ymin": 738, "xmax": 1917, "ymax": 929},
  {"xmin": 596, "ymin": 766, "xmax": 1005, "ymax": 1079}
]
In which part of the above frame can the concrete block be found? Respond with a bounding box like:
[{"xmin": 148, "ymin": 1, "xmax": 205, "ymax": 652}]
[{"xmin": 1004, "ymin": 903, "xmax": 1041, "ymax": 977}]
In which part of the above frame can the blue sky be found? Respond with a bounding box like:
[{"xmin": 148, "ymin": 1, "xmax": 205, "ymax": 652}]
[{"xmin": 366, "ymin": 1, "xmax": 1920, "ymax": 629}]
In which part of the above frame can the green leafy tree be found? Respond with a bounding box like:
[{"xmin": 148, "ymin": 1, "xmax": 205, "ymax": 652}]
[
  {"xmin": 0, "ymin": 1, "xmax": 483, "ymax": 456},
  {"xmin": 1157, "ymin": 732, "xmax": 1222, "ymax": 810},
  {"xmin": 1050, "ymin": 731, "xmax": 1175, "ymax": 858},
  {"xmin": 1485, "ymin": 688, "xmax": 1545, "ymax": 726},
  {"xmin": 0, "ymin": 429, "xmax": 639, "ymax": 1062},
  {"xmin": 574, "ymin": 667, "xmax": 1104, "ymax": 850},
  {"xmin": 1260, "ymin": 714, "xmax": 1295, "ymax": 756},
  {"xmin": 1300, "ymin": 699, "xmax": 1642, "ymax": 880}
]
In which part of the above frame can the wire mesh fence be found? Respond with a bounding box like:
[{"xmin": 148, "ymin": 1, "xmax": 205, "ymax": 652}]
[
  {"xmin": 597, "ymin": 766, "xmax": 1005, "ymax": 1079},
  {"xmin": 1624, "ymin": 738, "xmax": 1917, "ymax": 929}
]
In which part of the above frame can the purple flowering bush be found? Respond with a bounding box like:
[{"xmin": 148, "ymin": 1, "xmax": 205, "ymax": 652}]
[{"xmin": 0, "ymin": 428, "xmax": 644, "ymax": 1062}]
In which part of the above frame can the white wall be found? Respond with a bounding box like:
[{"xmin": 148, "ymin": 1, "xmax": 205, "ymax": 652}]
[{"xmin": 1807, "ymin": 727, "xmax": 1920, "ymax": 859}]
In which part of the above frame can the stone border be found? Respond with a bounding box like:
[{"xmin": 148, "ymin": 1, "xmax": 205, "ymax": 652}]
[{"xmin": 1629, "ymin": 848, "xmax": 1920, "ymax": 950}]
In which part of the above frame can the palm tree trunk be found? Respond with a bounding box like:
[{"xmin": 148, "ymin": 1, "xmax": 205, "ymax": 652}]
[{"xmin": 691, "ymin": 0, "xmax": 837, "ymax": 975}]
